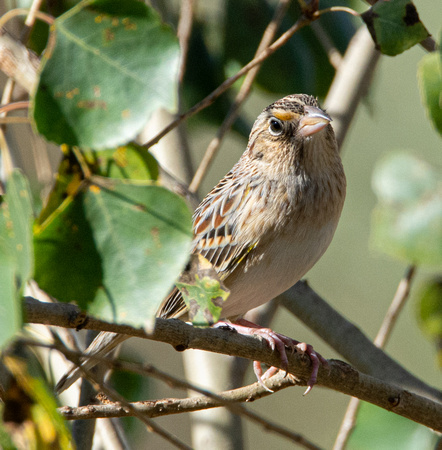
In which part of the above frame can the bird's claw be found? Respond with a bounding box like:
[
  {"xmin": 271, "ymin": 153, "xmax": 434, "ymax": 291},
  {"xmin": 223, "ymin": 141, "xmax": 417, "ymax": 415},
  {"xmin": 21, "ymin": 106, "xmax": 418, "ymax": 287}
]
[{"xmin": 220, "ymin": 319, "xmax": 327, "ymax": 394}]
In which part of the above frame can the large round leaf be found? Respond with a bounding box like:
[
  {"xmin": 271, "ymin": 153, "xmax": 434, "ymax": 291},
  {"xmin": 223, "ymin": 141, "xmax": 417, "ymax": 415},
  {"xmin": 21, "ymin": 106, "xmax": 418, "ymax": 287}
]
[
  {"xmin": 32, "ymin": 0, "xmax": 180, "ymax": 149},
  {"xmin": 34, "ymin": 178, "xmax": 193, "ymax": 330}
]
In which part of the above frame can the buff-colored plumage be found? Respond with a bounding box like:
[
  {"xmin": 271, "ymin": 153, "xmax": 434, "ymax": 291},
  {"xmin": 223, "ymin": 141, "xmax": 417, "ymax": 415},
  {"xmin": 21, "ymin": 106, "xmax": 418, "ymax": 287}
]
[
  {"xmin": 56, "ymin": 94, "xmax": 346, "ymax": 394},
  {"xmin": 159, "ymin": 93, "xmax": 346, "ymax": 320}
]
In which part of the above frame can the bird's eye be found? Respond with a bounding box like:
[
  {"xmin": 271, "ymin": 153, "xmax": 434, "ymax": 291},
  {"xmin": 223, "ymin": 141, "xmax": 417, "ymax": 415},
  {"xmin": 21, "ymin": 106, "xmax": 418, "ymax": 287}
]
[{"xmin": 269, "ymin": 118, "xmax": 283, "ymax": 136}]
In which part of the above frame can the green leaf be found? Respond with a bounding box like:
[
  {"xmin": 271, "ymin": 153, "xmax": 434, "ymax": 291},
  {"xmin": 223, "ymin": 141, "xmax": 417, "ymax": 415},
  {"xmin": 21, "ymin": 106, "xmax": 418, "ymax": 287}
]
[
  {"xmin": 361, "ymin": 0, "xmax": 429, "ymax": 56},
  {"xmin": 34, "ymin": 193, "xmax": 103, "ymax": 308},
  {"xmin": 32, "ymin": 0, "xmax": 180, "ymax": 149},
  {"xmin": 418, "ymin": 48, "xmax": 442, "ymax": 136},
  {"xmin": 176, "ymin": 255, "xmax": 229, "ymax": 326},
  {"xmin": 348, "ymin": 402, "xmax": 438, "ymax": 449},
  {"xmin": 0, "ymin": 170, "xmax": 34, "ymax": 347},
  {"xmin": 416, "ymin": 278, "xmax": 442, "ymax": 366},
  {"xmin": 371, "ymin": 152, "xmax": 442, "ymax": 266},
  {"xmin": 92, "ymin": 142, "xmax": 159, "ymax": 180},
  {"xmin": 35, "ymin": 178, "xmax": 193, "ymax": 329}
]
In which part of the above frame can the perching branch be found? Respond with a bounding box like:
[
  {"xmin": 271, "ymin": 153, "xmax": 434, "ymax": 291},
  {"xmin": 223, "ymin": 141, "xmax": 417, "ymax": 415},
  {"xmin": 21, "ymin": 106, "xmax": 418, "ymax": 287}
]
[
  {"xmin": 23, "ymin": 296, "xmax": 442, "ymax": 431},
  {"xmin": 280, "ymin": 281, "xmax": 442, "ymax": 403}
]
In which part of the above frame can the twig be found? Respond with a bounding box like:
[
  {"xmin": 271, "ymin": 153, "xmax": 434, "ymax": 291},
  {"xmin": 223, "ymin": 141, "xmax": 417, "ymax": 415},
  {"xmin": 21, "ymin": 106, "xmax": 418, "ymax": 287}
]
[
  {"xmin": 142, "ymin": 15, "xmax": 312, "ymax": 150},
  {"xmin": 333, "ymin": 266, "xmax": 417, "ymax": 450},
  {"xmin": 310, "ymin": 21, "xmax": 342, "ymax": 70},
  {"xmin": 0, "ymin": 116, "xmax": 30, "ymax": 124},
  {"xmin": 0, "ymin": 101, "xmax": 30, "ymax": 115},
  {"xmin": 73, "ymin": 365, "xmax": 192, "ymax": 450},
  {"xmin": 375, "ymin": 265, "xmax": 416, "ymax": 348},
  {"xmin": 44, "ymin": 345, "xmax": 322, "ymax": 450},
  {"xmin": 177, "ymin": 0, "xmax": 194, "ymax": 85},
  {"xmin": 188, "ymin": 0, "xmax": 291, "ymax": 193},
  {"xmin": 59, "ymin": 369, "xmax": 321, "ymax": 449},
  {"xmin": 0, "ymin": 8, "xmax": 54, "ymax": 29},
  {"xmin": 24, "ymin": 0, "xmax": 45, "ymax": 28},
  {"xmin": 22, "ymin": 296, "xmax": 442, "ymax": 431}
]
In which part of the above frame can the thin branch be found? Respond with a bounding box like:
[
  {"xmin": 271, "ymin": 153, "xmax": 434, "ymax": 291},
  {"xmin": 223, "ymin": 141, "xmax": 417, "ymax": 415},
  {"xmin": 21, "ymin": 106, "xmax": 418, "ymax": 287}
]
[
  {"xmin": 0, "ymin": 8, "xmax": 54, "ymax": 29},
  {"xmin": 333, "ymin": 265, "xmax": 417, "ymax": 450},
  {"xmin": 0, "ymin": 116, "xmax": 30, "ymax": 124},
  {"xmin": 177, "ymin": 0, "xmax": 194, "ymax": 85},
  {"xmin": 56, "ymin": 362, "xmax": 322, "ymax": 450},
  {"xmin": 0, "ymin": 101, "xmax": 29, "ymax": 115},
  {"xmin": 72, "ymin": 365, "xmax": 192, "ymax": 450},
  {"xmin": 142, "ymin": 15, "xmax": 312, "ymax": 150},
  {"xmin": 42, "ymin": 342, "xmax": 321, "ymax": 450},
  {"xmin": 188, "ymin": 0, "xmax": 291, "ymax": 193},
  {"xmin": 23, "ymin": 297, "xmax": 442, "ymax": 431},
  {"xmin": 375, "ymin": 265, "xmax": 416, "ymax": 348},
  {"xmin": 24, "ymin": 0, "xmax": 45, "ymax": 28},
  {"xmin": 310, "ymin": 21, "xmax": 342, "ymax": 70}
]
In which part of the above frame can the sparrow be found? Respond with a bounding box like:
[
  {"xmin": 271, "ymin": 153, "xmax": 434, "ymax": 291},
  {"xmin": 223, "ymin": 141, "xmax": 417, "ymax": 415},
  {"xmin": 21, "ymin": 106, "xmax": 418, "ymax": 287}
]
[{"xmin": 56, "ymin": 94, "xmax": 346, "ymax": 394}]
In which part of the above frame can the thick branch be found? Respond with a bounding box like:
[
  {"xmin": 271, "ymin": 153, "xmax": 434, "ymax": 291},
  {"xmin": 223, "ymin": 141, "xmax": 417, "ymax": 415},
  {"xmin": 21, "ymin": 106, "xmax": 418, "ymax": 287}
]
[
  {"xmin": 23, "ymin": 297, "xmax": 442, "ymax": 431},
  {"xmin": 280, "ymin": 282, "xmax": 442, "ymax": 403}
]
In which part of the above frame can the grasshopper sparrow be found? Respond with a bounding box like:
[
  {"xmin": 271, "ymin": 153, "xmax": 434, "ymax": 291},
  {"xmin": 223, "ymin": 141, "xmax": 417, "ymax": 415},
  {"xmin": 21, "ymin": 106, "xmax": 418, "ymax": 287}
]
[{"xmin": 56, "ymin": 94, "xmax": 346, "ymax": 394}]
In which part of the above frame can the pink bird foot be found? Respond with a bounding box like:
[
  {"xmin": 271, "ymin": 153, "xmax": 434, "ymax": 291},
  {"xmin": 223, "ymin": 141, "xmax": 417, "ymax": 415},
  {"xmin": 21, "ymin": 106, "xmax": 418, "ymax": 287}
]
[{"xmin": 215, "ymin": 318, "xmax": 328, "ymax": 394}]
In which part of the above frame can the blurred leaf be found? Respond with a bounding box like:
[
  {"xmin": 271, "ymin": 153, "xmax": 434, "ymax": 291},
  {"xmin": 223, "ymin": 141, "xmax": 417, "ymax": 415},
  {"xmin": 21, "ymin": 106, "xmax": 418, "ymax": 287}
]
[
  {"xmin": 371, "ymin": 152, "xmax": 442, "ymax": 266},
  {"xmin": 223, "ymin": 0, "xmax": 355, "ymax": 97},
  {"xmin": 33, "ymin": 0, "xmax": 180, "ymax": 149},
  {"xmin": 0, "ymin": 418, "xmax": 17, "ymax": 450},
  {"xmin": 416, "ymin": 277, "xmax": 442, "ymax": 366},
  {"xmin": 91, "ymin": 143, "xmax": 159, "ymax": 180},
  {"xmin": 3, "ymin": 356, "xmax": 73, "ymax": 449},
  {"xmin": 34, "ymin": 193, "xmax": 103, "ymax": 309},
  {"xmin": 417, "ymin": 44, "xmax": 442, "ymax": 136},
  {"xmin": 176, "ymin": 254, "xmax": 229, "ymax": 326},
  {"xmin": 361, "ymin": 0, "xmax": 429, "ymax": 56},
  {"xmin": 348, "ymin": 402, "xmax": 438, "ymax": 449},
  {"xmin": 0, "ymin": 170, "xmax": 34, "ymax": 347}
]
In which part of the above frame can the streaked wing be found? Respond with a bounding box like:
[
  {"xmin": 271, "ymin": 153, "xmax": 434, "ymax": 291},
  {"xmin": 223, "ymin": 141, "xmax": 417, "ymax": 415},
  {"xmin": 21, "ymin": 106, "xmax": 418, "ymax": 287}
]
[{"xmin": 158, "ymin": 170, "xmax": 257, "ymax": 319}]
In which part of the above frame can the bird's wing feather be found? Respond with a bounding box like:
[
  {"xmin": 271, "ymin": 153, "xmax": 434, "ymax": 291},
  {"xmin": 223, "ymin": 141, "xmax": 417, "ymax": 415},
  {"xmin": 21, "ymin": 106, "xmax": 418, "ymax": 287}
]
[{"xmin": 158, "ymin": 170, "xmax": 258, "ymax": 319}]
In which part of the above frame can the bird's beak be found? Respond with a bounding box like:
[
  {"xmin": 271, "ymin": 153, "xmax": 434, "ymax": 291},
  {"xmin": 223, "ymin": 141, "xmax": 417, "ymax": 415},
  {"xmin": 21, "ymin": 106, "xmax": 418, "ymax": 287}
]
[{"xmin": 298, "ymin": 105, "xmax": 332, "ymax": 137}]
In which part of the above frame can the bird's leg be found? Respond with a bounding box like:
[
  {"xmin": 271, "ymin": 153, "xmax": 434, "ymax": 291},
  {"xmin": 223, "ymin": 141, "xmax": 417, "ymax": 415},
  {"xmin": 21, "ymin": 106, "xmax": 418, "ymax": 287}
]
[{"xmin": 216, "ymin": 318, "xmax": 328, "ymax": 395}]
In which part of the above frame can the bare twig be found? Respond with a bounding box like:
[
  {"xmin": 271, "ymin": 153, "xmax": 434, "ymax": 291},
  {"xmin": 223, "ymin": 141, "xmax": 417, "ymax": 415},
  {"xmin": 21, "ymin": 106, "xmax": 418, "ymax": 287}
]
[
  {"xmin": 0, "ymin": 8, "xmax": 54, "ymax": 29},
  {"xmin": 310, "ymin": 21, "xmax": 342, "ymax": 70},
  {"xmin": 177, "ymin": 0, "xmax": 194, "ymax": 85},
  {"xmin": 23, "ymin": 296, "xmax": 442, "ymax": 431},
  {"xmin": 142, "ymin": 15, "xmax": 312, "ymax": 150},
  {"xmin": 72, "ymin": 365, "xmax": 192, "ymax": 450},
  {"xmin": 45, "ymin": 346, "xmax": 321, "ymax": 450},
  {"xmin": 188, "ymin": 0, "xmax": 291, "ymax": 193},
  {"xmin": 333, "ymin": 266, "xmax": 417, "ymax": 450},
  {"xmin": 0, "ymin": 100, "xmax": 29, "ymax": 115},
  {"xmin": 56, "ymin": 362, "xmax": 322, "ymax": 450}
]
